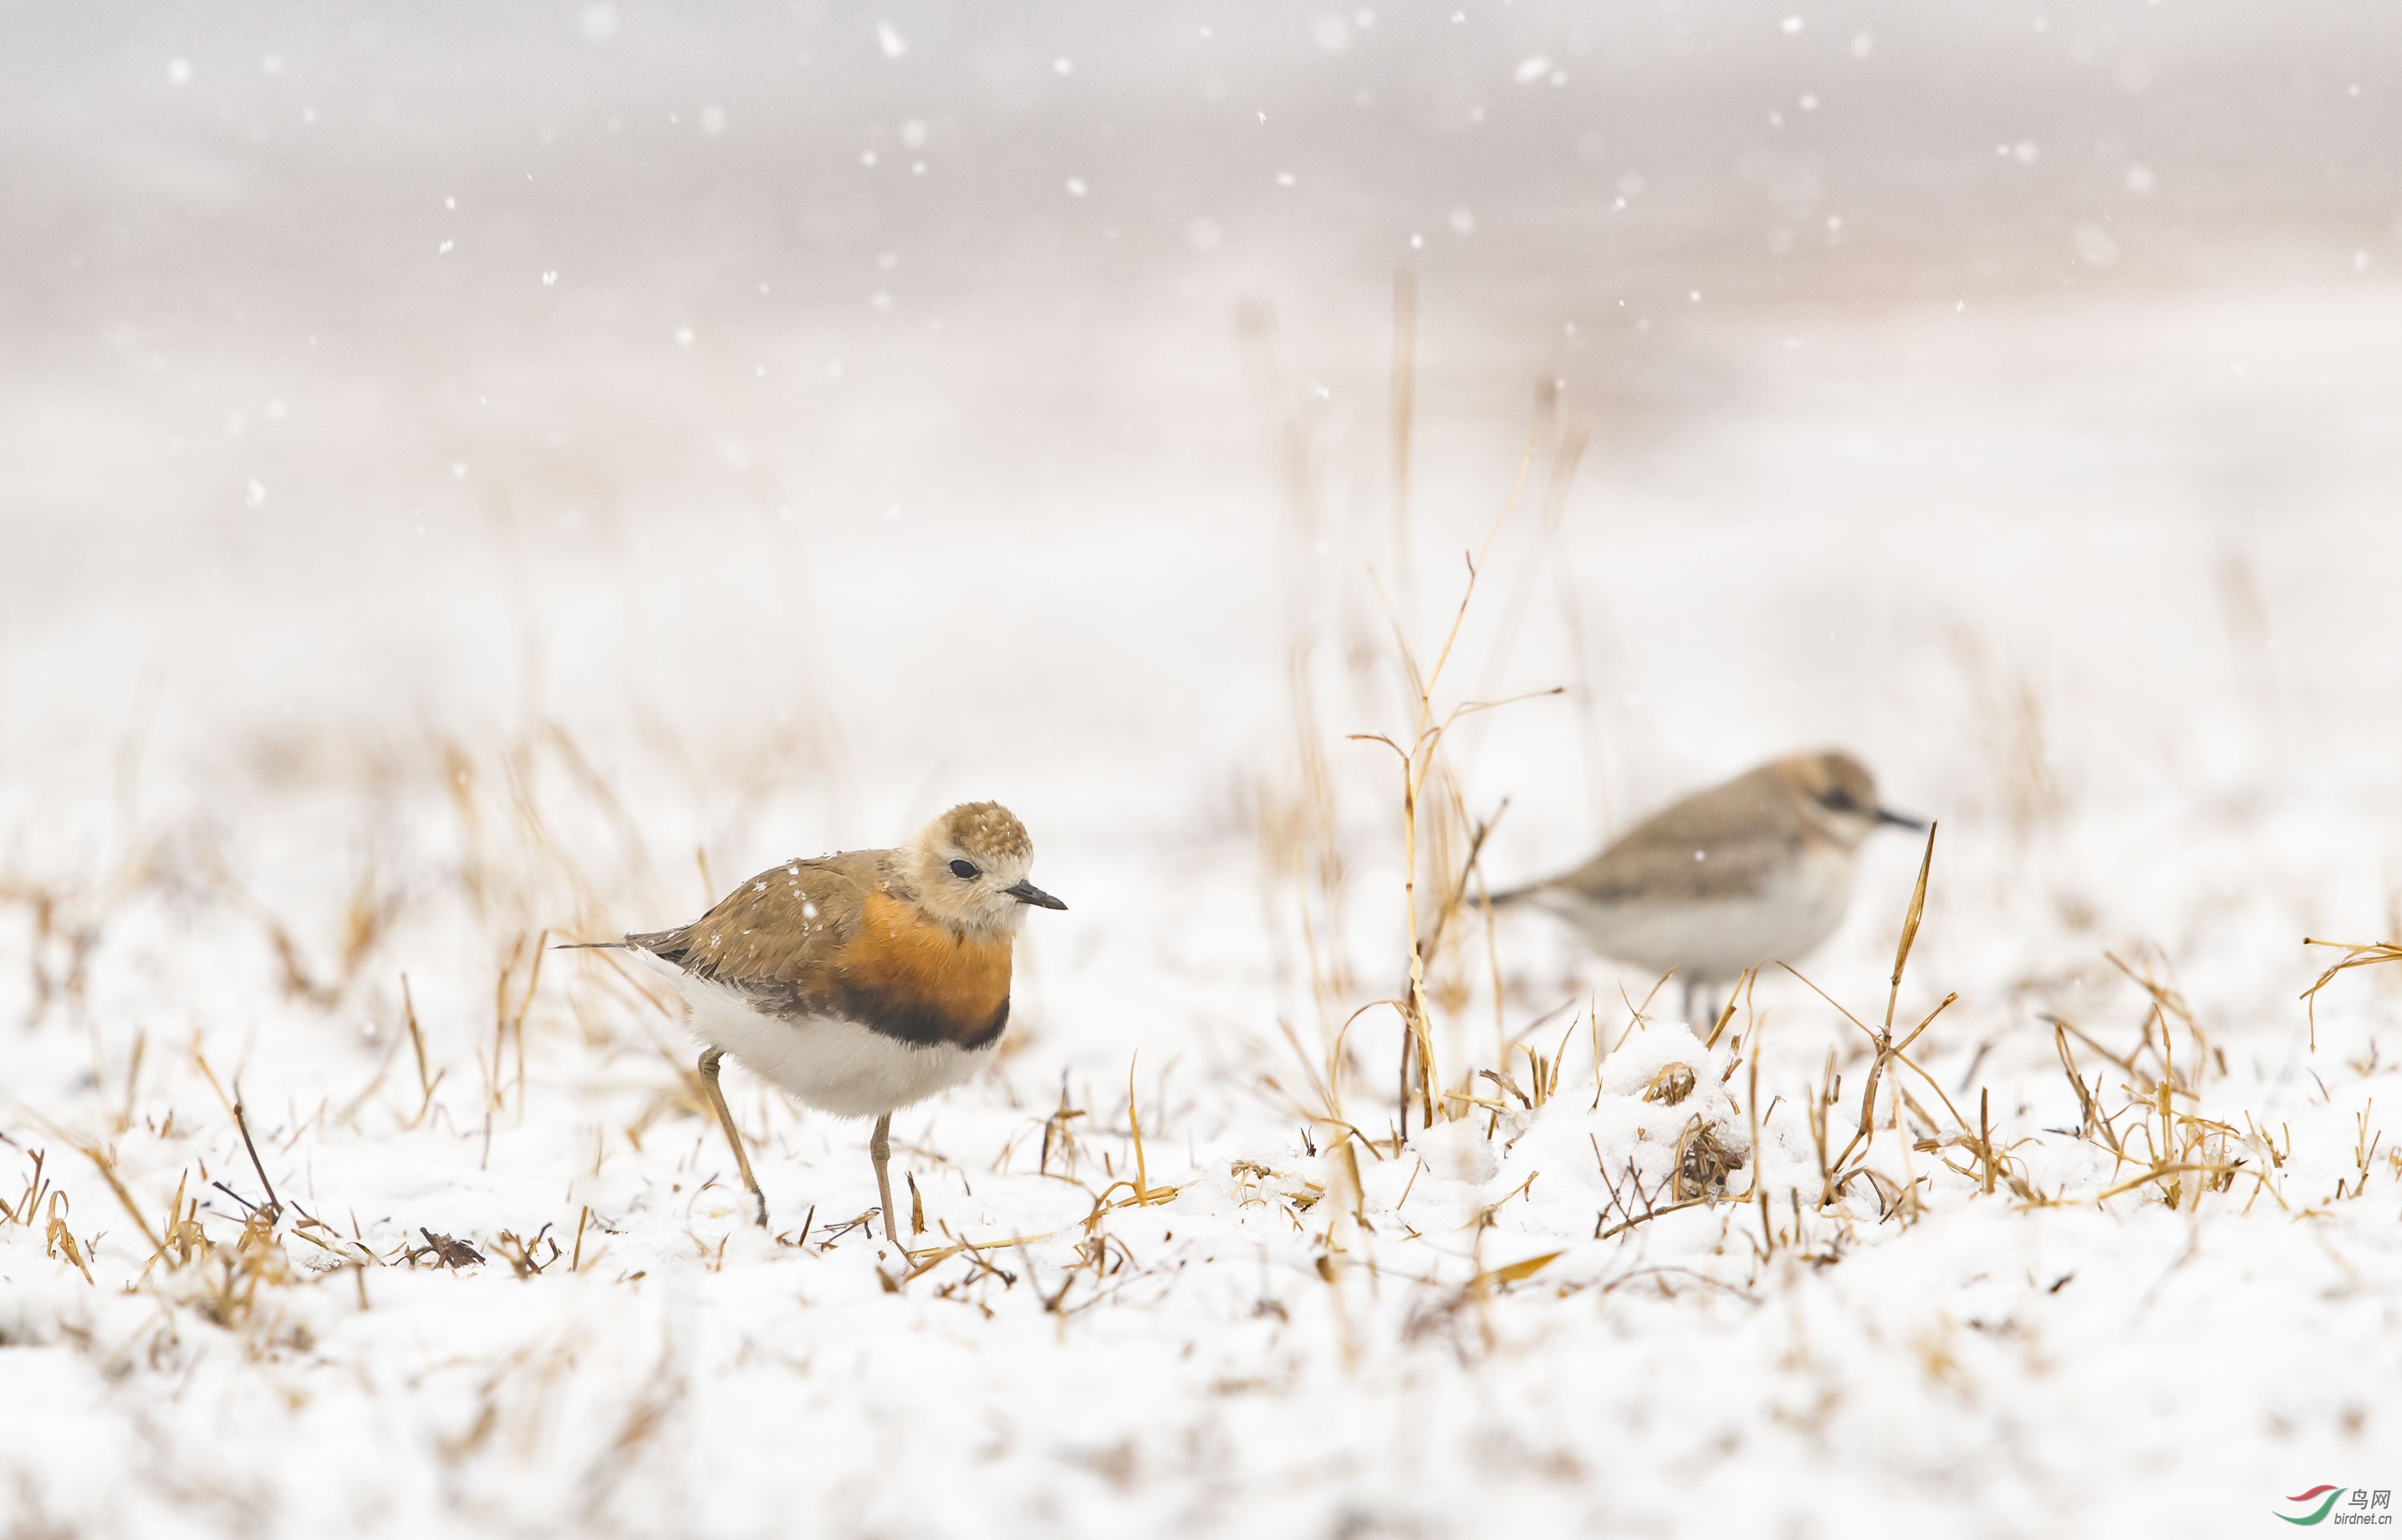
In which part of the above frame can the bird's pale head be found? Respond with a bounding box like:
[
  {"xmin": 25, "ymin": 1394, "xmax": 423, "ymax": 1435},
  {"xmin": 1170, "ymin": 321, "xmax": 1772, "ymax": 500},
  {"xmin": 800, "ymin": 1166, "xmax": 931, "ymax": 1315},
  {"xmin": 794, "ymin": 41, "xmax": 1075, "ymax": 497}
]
[
  {"xmin": 906, "ymin": 801, "xmax": 1068, "ymax": 935},
  {"xmin": 1777, "ymin": 750, "xmax": 1925, "ymax": 849}
]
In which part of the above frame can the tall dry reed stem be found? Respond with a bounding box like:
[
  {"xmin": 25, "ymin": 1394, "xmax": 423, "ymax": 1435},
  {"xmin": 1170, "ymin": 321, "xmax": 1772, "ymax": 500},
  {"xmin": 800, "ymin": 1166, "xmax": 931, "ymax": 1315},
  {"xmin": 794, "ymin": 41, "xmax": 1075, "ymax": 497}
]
[{"xmin": 1352, "ymin": 445, "xmax": 1558, "ymax": 1132}]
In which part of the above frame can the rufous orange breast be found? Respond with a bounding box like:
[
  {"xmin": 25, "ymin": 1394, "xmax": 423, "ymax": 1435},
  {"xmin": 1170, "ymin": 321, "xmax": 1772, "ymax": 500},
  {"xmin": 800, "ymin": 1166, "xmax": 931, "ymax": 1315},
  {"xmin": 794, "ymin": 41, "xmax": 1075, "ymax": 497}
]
[{"xmin": 826, "ymin": 889, "xmax": 1015, "ymax": 1050}]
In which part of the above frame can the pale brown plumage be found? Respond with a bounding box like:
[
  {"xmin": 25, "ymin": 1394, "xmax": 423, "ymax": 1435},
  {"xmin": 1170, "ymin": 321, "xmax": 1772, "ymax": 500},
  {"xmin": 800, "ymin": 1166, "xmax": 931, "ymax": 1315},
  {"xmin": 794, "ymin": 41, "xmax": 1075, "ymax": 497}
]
[
  {"xmin": 1495, "ymin": 751, "xmax": 1924, "ymax": 1020},
  {"xmin": 1523, "ymin": 754, "xmax": 1876, "ymax": 907}
]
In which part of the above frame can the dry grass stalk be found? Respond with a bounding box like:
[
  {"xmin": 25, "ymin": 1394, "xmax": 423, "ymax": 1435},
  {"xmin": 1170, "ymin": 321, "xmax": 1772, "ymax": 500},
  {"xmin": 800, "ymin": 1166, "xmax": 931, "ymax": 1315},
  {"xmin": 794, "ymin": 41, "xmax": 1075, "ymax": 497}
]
[
  {"xmin": 1784, "ymin": 823, "xmax": 1971, "ymax": 1212},
  {"xmin": 1884, "ymin": 825, "xmax": 1935, "ymax": 1032},
  {"xmin": 2108, "ymin": 949, "xmax": 2216, "ymax": 1088},
  {"xmin": 1413, "ymin": 1245, "xmax": 1559, "ymax": 1352},
  {"xmin": 407, "ymin": 1230, "xmax": 486, "ymax": 1268},
  {"xmin": 1279, "ymin": 650, "xmax": 1358, "ymax": 1006},
  {"xmin": 489, "ymin": 929, "xmax": 548, "ymax": 1115},
  {"xmin": 112, "ymin": 1029, "xmax": 146, "ymax": 1135},
  {"xmin": 1237, "ymin": 299, "xmax": 1374, "ymax": 1131},
  {"xmin": 42, "ymin": 1188, "xmax": 95, "ymax": 1282},
  {"xmin": 1974, "ymin": 1089, "xmax": 1997, "ymax": 1196},
  {"xmin": 1915, "ymin": 1089, "xmax": 2040, "ymax": 1202},
  {"xmin": 204, "ymin": 848, "xmax": 401, "ymax": 1011},
  {"xmin": 2052, "ymin": 1022, "xmax": 2114, "ymax": 1151},
  {"xmin": 69, "ymin": 1140, "xmax": 164, "ymax": 1260},
  {"xmin": 1119, "ymin": 1056, "xmax": 1165, "ymax": 1206},
  {"xmin": 400, "ymin": 973, "xmax": 446, "ymax": 1128},
  {"xmin": 0, "ymin": 1147, "xmax": 52, "ymax": 1227},
  {"xmin": 1350, "ymin": 451, "xmax": 1554, "ymax": 1133},
  {"xmin": 2301, "ymin": 938, "xmax": 2402, "ymax": 1051},
  {"xmin": 1805, "ymin": 1049, "xmax": 1841, "ymax": 1193},
  {"xmin": 1, "ymin": 881, "xmax": 101, "ymax": 1031},
  {"xmin": 441, "ymin": 718, "xmax": 680, "ymax": 948},
  {"xmin": 492, "ymin": 1225, "xmax": 560, "ymax": 1277},
  {"xmin": 1253, "ymin": 654, "xmax": 1361, "ymax": 1128},
  {"xmin": 1074, "ymin": 1058, "xmax": 1182, "ymax": 1235},
  {"xmin": 1038, "ymin": 1079, "xmax": 1086, "ymax": 1180},
  {"xmin": 1594, "ymin": 1192, "xmax": 1711, "ymax": 1242},
  {"xmin": 1503, "ymin": 1009, "xmax": 1581, "ymax": 1112},
  {"xmin": 1703, "ymin": 970, "xmax": 1754, "ymax": 1052},
  {"xmin": 2346, "ymin": 1104, "xmax": 2384, "ymax": 1201},
  {"xmin": 2040, "ymin": 1017, "xmax": 2282, "ymax": 1211},
  {"xmin": 227, "ymin": 1095, "xmax": 283, "ymax": 1224},
  {"xmin": 189, "ymin": 1208, "xmax": 298, "ymax": 1331},
  {"xmin": 1417, "ymin": 799, "xmax": 1508, "ymax": 1034}
]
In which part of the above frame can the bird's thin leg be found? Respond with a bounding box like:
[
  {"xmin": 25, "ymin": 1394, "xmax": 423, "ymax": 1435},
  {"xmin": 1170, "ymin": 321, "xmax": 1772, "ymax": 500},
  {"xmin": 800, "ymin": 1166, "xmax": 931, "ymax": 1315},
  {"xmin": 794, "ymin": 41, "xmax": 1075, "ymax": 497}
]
[
  {"xmin": 697, "ymin": 1048, "xmax": 768, "ymax": 1229},
  {"xmin": 870, "ymin": 1113, "xmax": 906, "ymax": 1249},
  {"xmin": 1681, "ymin": 978, "xmax": 1698, "ymax": 1030}
]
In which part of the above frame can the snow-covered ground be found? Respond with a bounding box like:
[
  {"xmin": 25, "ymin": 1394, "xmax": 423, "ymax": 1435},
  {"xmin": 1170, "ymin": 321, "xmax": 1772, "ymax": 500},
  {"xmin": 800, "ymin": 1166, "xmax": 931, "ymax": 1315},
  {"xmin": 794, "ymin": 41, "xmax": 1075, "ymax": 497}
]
[{"xmin": 6, "ymin": 6, "xmax": 2402, "ymax": 1536}]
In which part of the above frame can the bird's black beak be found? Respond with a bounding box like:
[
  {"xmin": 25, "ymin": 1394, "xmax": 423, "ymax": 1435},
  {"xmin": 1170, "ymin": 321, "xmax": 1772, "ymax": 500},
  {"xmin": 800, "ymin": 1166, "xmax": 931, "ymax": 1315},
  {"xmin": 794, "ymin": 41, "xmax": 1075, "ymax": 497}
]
[
  {"xmin": 1875, "ymin": 807, "xmax": 1929, "ymax": 831},
  {"xmin": 1005, "ymin": 879, "xmax": 1068, "ymax": 911}
]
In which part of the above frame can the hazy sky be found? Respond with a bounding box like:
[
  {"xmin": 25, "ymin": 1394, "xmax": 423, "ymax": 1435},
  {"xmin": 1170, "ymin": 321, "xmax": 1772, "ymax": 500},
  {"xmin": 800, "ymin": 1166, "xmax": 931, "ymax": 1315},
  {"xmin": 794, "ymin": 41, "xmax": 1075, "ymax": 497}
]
[{"xmin": 4, "ymin": 2, "xmax": 2395, "ymax": 798}]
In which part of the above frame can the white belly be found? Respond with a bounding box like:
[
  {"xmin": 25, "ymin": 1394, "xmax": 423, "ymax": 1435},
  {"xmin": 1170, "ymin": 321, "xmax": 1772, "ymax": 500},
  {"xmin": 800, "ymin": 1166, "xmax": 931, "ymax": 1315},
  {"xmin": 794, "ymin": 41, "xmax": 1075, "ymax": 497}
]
[
  {"xmin": 653, "ymin": 963, "xmax": 992, "ymax": 1119},
  {"xmin": 1539, "ymin": 846, "xmax": 1857, "ymax": 982}
]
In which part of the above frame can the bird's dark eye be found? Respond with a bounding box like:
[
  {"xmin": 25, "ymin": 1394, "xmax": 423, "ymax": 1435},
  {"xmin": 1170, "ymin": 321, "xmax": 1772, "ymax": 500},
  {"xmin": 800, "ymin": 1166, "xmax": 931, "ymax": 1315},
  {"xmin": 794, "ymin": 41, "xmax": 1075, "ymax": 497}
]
[
  {"xmin": 949, "ymin": 859, "xmax": 979, "ymax": 880},
  {"xmin": 1820, "ymin": 786, "xmax": 1858, "ymax": 812}
]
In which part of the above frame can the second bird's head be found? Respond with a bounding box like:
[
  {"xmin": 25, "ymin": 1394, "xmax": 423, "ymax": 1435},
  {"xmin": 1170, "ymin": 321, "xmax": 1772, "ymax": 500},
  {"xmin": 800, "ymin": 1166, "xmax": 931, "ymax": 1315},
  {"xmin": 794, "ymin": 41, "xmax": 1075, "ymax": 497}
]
[
  {"xmin": 907, "ymin": 801, "xmax": 1067, "ymax": 936},
  {"xmin": 1779, "ymin": 751, "xmax": 1927, "ymax": 850}
]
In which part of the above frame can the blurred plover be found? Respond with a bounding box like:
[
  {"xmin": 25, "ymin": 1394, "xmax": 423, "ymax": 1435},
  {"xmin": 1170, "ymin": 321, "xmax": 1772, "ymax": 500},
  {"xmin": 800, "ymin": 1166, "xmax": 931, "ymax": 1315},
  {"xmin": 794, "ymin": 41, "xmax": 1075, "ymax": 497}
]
[
  {"xmin": 568, "ymin": 802, "xmax": 1065, "ymax": 1243},
  {"xmin": 1492, "ymin": 751, "xmax": 1924, "ymax": 1022}
]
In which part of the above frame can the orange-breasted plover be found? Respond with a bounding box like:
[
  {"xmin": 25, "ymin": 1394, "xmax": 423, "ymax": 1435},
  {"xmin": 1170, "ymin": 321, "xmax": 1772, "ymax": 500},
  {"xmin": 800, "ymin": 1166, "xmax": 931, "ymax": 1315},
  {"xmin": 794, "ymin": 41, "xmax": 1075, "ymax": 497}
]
[
  {"xmin": 569, "ymin": 801, "xmax": 1064, "ymax": 1243},
  {"xmin": 1492, "ymin": 751, "xmax": 1925, "ymax": 1022}
]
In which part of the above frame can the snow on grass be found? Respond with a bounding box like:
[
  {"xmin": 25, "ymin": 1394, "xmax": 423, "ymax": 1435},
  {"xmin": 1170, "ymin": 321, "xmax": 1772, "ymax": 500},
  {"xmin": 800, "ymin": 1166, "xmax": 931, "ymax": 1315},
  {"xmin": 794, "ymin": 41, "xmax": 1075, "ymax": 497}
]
[
  {"xmin": 5, "ymin": 696, "xmax": 2398, "ymax": 1538},
  {"xmin": 5, "ymin": 288, "xmax": 2402, "ymax": 1538}
]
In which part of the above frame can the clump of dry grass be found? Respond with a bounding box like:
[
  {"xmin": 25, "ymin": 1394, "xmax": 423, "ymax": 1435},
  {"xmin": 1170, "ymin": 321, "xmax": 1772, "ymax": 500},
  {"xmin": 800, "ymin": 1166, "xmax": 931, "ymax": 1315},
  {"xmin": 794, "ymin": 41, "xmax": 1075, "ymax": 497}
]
[
  {"xmin": 1643, "ymin": 1063, "xmax": 1698, "ymax": 1108},
  {"xmin": 185, "ymin": 1207, "xmax": 304, "ymax": 1337},
  {"xmin": 2301, "ymin": 937, "xmax": 2402, "ymax": 1051},
  {"xmin": 2041, "ymin": 966, "xmax": 2291, "ymax": 1215},
  {"xmin": 2, "ymin": 1146, "xmax": 99, "ymax": 1283},
  {"xmin": 1238, "ymin": 278, "xmax": 1584, "ymax": 1152},
  {"xmin": 404, "ymin": 1230, "xmax": 486, "ymax": 1267},
  {"xmin": 1788, "ymin": 824, "xmax": 1959, "ymax": 1218},
  {"xmin": 1349, "ymin": 478, "xmax": 1560, "ymax": 1139},
  {"xmin": 491, "ymin": 1226, "xmax": 560, "ymax": 1277},
  {"xmin": 0, "ymin": 882, "xmax": 100, "ymax": 1031},
  {"xmin": 1766, "ymin": 824, "xmax": 2299, "ymax": 1226},
  {"xmin": 56, "ymin": 1135, "xmax": 329, "ymax": 1346},
  {"xmin": 0, "ymin": 1146, "xmax": 54, "ymax": 1229},
  {"xmin": 1673, "ymin": 1115, "xmax": 1745, "ymax": 1201}
]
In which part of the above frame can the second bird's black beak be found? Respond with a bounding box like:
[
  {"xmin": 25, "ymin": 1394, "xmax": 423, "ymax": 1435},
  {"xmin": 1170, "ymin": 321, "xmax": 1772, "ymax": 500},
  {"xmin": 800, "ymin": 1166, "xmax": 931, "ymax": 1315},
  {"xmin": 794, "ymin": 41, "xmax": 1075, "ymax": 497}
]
[
  {"xmin": 1006, "ymin": 879, "xmax": 1068, "ymax": 910},
  {"xmin": 1876, "ymin": 808, "xmax": 1930, "ymax": 831}
]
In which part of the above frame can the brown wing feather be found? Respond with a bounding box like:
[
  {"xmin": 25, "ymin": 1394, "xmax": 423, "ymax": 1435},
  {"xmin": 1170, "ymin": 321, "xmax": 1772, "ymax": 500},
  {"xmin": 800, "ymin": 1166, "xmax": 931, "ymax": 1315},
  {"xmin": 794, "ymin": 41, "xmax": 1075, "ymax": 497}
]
[
  {"xmin": 632, "ymin": 848, "xmax": 1012, "ymax": 1048},
  {"xmin": 1548, "ymin": 764, "xmax": 1803, "ymax": 904},
  {"xmin": 631, "ymin": 849, "xmax": 892, "ymax": 1015}
]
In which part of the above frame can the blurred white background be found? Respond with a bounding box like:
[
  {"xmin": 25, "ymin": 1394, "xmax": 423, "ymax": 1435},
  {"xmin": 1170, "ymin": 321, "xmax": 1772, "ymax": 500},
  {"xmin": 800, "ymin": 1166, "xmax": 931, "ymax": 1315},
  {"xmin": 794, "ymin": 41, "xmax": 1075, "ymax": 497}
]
[
  {"xmin": 6, "ymin": 12, "xmax": 2402, "ymax": 1537},
  {"xmin": 5, "ymin": 0, "xmax": 2400, "ymax": 968}
]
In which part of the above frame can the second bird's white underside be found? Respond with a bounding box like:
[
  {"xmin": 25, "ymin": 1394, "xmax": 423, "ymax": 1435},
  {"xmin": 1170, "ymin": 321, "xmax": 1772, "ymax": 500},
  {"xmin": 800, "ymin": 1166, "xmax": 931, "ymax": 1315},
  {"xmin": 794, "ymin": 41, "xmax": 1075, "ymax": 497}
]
[
  {"xmin": 649, "ymin": 961, "xmax": 991, "ymax": 1119},
  {"xmin": 1533, "ymin": 844, "xmax": 1858, "ymax": 982}
]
